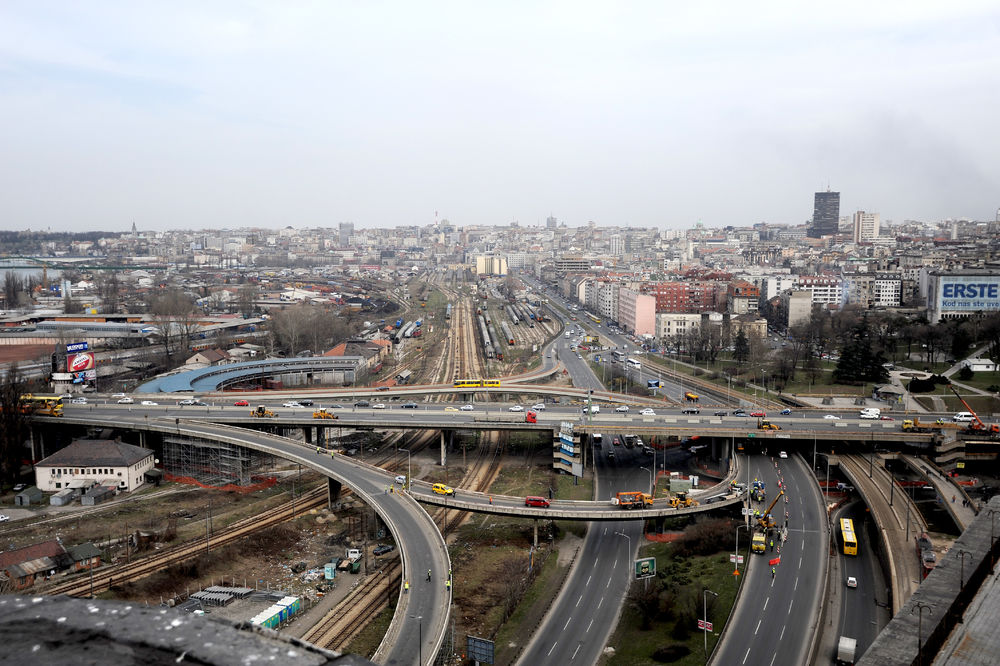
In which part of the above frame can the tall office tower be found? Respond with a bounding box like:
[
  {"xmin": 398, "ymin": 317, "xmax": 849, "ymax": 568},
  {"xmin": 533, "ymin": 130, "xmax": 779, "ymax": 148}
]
[
  {"xmin": 609, "ymin": 234, "xmax": 624, "ymax": 257},
  {"xmin": 808, "ymin": 189, "xmax": 840, "ymax": 238},
  {"xmin": 339, "ymin": 222, "xmax": 354, "ymax": 246},
  {"xmin": 546, "ymin": 215, "xmax": 558, "ymax": 229},
  {"xmin": 852, "ymin": 211, "xmax": 880, "ymax": 243}
]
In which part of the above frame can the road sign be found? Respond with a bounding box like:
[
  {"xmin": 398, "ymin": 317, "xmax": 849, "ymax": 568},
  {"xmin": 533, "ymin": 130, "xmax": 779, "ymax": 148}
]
[
  {"xmin": 741, "ymin": 507, "xmax": 753, "ymax": 516},
  {"xmin": 467, "ymin": 636, "xmax": 495, "ymax": 664},
  {"xmin": 635, "ymin": 557, "xmax": 656, "ymax": 579},
  {"xmin": 729, "ymin": 554, "xmax": 745, "ymax": 564},
  {"xmin": 66, "ymin": 341, "xmax": 89, "ymax": 353},
  {"xmin": 957, "ymin": 462, "xmax": 966, "ymax": 469},
  {"xmin": 698, "ymin": 619, "xmax": 713, "ymax": 631}
]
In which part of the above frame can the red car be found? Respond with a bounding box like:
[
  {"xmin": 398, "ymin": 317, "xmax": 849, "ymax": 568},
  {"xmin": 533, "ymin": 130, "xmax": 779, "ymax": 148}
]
[
  {"xmin": 233, "ymin": 400, "xmax": 249, "ymax": 406},
  {"xmin": 750, "ymin": 410, "xmax": 765, "ymax": 418}
]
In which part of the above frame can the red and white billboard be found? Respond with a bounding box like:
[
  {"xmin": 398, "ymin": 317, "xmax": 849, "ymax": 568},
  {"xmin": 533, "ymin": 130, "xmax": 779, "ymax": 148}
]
[{"xmin": 67, "ymin": 352, "xmax": 95, "ymax": 372}]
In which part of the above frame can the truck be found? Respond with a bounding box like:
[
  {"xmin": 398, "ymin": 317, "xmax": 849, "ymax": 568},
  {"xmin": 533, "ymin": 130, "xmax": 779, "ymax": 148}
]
[
  {"xmin": 859, "ymin": 408, "xmax": 881, "ymax": 419},
  {"xmin": 751, "ymin": 533, "xmax": 767, "ymax": 553},
  {"xmin": 312, "ymin": 408, "xmax": 338, "ymax": 420},
  {"xmin": 837, "ymin": 636, "xmax": 857, "ymax": 664},
  {"xmin": 902, "ymin": 417, "xmax": 966, "ymax": 433},
  {"xmin": 752, "ymin": 479, "xmax": 766, "ymax": 502},
  {"xmin": 757, "ymin": 419, "xmax": 781, "ymax": 430},
  {"xmin": 613, "ymin": 491, "xmax": 653, "ymax": 509},
  {"xmin": 683, "ymin": 392, "xmax": 699, "ymax": 402},
  {"xmin": 949, "ymin": 385, "xmax": 1000, "ymax": 436},
  {"xmin": 251, "ymin": 405, "xmax": 276, "ymax": 418}
]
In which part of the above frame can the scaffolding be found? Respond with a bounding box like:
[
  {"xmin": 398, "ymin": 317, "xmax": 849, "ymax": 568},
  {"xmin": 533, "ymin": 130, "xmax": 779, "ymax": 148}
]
[{"xmin": 162, "ymin": 435, "xmax": 276, "ymax": 487}]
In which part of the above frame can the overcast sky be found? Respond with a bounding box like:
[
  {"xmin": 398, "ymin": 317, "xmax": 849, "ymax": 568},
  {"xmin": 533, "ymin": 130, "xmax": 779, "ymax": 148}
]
[{"xmin": 1, "ymin": 2, "xmax": 998, "ymax": 233}]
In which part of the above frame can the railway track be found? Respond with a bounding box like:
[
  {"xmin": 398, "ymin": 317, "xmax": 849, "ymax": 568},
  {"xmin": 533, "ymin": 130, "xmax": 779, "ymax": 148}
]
[
  {"xmin": 301, "ymin": 563, "xmax": 402, "ymax": 649},
  {"xmin": 44, "ymin": 487, "xmax": 327, "ymax": 597}
]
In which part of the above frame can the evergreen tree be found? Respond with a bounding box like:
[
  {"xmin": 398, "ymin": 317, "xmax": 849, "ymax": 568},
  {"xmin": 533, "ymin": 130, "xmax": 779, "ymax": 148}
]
[
  {"xmin": 733, "ymin": 329, "xmax": 749, "ymax": 366},
  {"xmin": 833, "ymin": 319, "xmax": 890, "ymax": 384}
]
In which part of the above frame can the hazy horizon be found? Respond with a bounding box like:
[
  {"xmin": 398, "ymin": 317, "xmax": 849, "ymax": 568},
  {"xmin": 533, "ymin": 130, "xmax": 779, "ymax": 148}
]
[{"xmin": 2, "ymin": 2, "xmax": 998, "ymax": 233}]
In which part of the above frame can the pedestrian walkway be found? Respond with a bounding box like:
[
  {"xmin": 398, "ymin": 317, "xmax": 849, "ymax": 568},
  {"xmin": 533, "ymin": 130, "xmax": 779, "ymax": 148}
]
[{"xmin": 902, "ymin": 455, "xmax": 978, "ymax": 530}]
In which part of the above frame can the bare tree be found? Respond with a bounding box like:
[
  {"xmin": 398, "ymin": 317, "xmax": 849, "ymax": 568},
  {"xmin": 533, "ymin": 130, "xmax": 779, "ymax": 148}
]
[
  {"xmin": 149, "ymin": 289, "xmax": 199, "ymax": 363},
  {"xmin": 0, "ymin": 363, "xmax": 29, "ymax": 484}
]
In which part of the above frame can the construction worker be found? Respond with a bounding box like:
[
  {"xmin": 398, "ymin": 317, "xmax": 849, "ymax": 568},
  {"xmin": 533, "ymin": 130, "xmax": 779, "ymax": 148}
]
[
  {"xmin": 771, "ymin": 567, "xmax": 776, "ymax": 578},
  {"xmin": 404, "ymin": 581, "xmax": 409, "ymax": 593},
  {"xmin": 445, "ymin": 579, "xmax": 451, "ymax": 591},
  {"xmin": 316, "ymin": 446, "xmax": 321, "ymax": 454},
  {"xmin": 770, "ymin": 539, "xmax": 774, "ymax": 552},
  {"xmin": 427, "ymin": 569, "xmax": 432, "ymax": 582}
]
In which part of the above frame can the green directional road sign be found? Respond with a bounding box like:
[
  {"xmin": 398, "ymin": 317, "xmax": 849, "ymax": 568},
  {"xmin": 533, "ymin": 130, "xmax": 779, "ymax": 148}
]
[{"xmin": 635, "ymin": 557, "xmax": 656, "ymax": 579}]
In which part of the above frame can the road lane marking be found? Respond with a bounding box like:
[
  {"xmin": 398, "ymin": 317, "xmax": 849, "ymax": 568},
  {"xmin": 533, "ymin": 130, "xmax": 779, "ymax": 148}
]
[
  {"xmin": 769, "ymin": 653, "xmax": 777, "ymax": 666},
  {"xmin": 586, "ymin": 575, "xmax": 592, "ymax": 586},
  {"xmin": 548, "ymin": 642, "xmax": 558, "ymax": 656},
  {"xmin": 763, "ymin": 597, "xmax": 769, "ymax": 611},
  {"xmin": 572, "ymin": 644, "xmax": 581, "ymax": 660},
  {"xmin": 743, "ymin": 647, "xmax": 752, "ymax": 664},
  {"xmin": 587, "ymin": 618, "xmax": 593, "ymax": 633},
  {"xmin": 564, "ymin": 617, "xmax": 572, "ymax": 630},
  {"xmin": 606, "ymin": 576, "xmax": 612, "ymax": 588},
  {"xmin": 598, "ymin": 596, "xmax": 604, "ymax": 609},
  {"xmin": 794, "ymin": 577, "xmax": 799, "ymax": 591},
  {"xmin": 576, "ymin": 594, "xmax": 583, "ymax": 607},
  {"xmin": 787, "ymin": 599, "xmax": 794, "ymax": 614},
  {"xmin": 779, "ymin": 626, "xmax": 785, "ymax": 641},
  {"xmin": 755, "ymin": 619, "xmax": 762, "ymax": 634},
  {"xmin": 799, "ymin": 556, "xmax": 803, "ymax": 567}
]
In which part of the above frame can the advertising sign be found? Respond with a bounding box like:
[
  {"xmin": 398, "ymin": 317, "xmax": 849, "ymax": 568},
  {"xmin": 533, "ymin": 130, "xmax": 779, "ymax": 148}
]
[
  {"xmin": 635, "ymin": 557, "xmax": 656, "ymax": 579},
  {"xmin": 66, "ymin": 341, "xmax": 89, "ymax": 353},
  {"xmin": 698, "ymin": 619, "xmax": 713, "ymax": 631},
  {"xmin": 67, "ymin": 352, "xmax": 95, "ymax": 372},
  {"xmin": 937, "ymin": 275, "xmax": 1000, "ymax": 312}
]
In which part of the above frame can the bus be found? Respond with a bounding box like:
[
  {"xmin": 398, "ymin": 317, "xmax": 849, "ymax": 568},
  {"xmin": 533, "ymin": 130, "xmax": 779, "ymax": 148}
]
[
  {"xmin": 586, "ymin": 313, "xmax": 602, "ymax": 325},
  {"xmin": 453, "ymin": 379, "xmax": 501, "ymax": 388},
  {"xmin": 612, "ymin": 350, "xmax": 625, "ymax": 362},
  {"xmin": 626, "ymin": 358, "xmax": 641, "ymax": 369},
  {"xmin": 18, "ymin": 394, "xmax": 64, "ymax": 417},
  {"xmin": 839, "ymin": 518, "xmax": 858, "ymax": 555}
]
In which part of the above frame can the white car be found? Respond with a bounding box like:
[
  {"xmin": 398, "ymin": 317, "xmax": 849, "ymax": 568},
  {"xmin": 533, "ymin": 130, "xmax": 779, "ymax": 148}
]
[
  {"xmin": 823, "ymin": 414, "xmax": 841, "ymax": 420},
  {"xmin": 615, "ymin": 405, "xmax": 630, "ymax": 413},
  {"xmin": 372, "ymin": 403, "xmax": 387, "ymax": 409},
  {"xmin": 282, "ymin": 401, "xmax": 303, "ymax": 408},
  {"xmin": 111, "ymin": 393, "xmax": 127, "ymax": 398},
  {"xmin": 779, "ymin": 451, "xmax": 788, "ymax": 459},
  {"xmin": 531, "ymin": 403, "xmax": 546, "ymax": 411},
  {"xmin": 70, "ymin": 397, "xmax": 87, "ymax": 404},
  {"xmin": 394, "ymin": 475, "xmax": 407, "ymax": 485},
  {"xmin": 640, "ymin": 408, "xmax": 656, "ymax": 416},
  {"xmin": 508, "ymin": 405, "xmax": 524, "ymax": 412},
  {"xmin": 140, "ymin": 400, "xmax": 158, "ymax": 406},
  {"xmin": 460, "ymin": 404, "xmax": 475, "ymax": 411},
  {"xmin": 117, "ymin": 397, "xmax": 134, "ymax": 404},
  {"xmin": 0, "ymin": 515, "xmax": 9, "ymax": 523},
  {"xmin": 846, "ymin": 576, "xmax": 858, "ymax": 589}
]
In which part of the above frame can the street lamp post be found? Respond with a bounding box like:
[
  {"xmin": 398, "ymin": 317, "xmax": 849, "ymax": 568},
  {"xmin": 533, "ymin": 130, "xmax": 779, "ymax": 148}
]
[
  {"xmin": 958, "ymin": 549, "xmax": 969, "ymax": 590},
  {"xmin": 614, "ymin": 531, "xmax": 632, "ymax": 563},
  {"xmin": 911, "ymin": 601, "xmax": 933, "ymax": 666},
  {"xmin": 735, "ymin": 524, "xmax": 751, "ymax": 579},
  {"xmin": 410, "ymin": 614, "xmax": 423, "ymax": 666},
  {"xmin": 989, "ymin": 509, "xmax": 998, "ymax": 569},
  {"xmin": 640, "ymin": 466, "xmax": 654, "ymax": 496},
  {"xmin": 399, "ymin": 448, "xmax": 411, "ymax": 491},
  {"xmin": 703, "ymin": 588, "xmax": 719, "ymax": 663}
]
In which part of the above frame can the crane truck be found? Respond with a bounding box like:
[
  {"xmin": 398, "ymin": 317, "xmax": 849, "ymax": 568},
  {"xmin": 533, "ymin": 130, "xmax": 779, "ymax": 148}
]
[
  {"xmin": 949, "ymin": 385, "xmax": 1000, "ymax": 436},
  {"xmin": 613, "ymin": 491, "xmax": 653, "ymax": 509}
]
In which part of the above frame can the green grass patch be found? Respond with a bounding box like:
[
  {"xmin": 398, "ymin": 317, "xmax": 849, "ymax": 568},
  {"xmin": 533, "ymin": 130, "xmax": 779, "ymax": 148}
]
[
  {"xmin": 494, "ymin": 546, "xmax": 567, "ymax": 665},
  {"xmin": 605, "ymin": 542, "xmax": 740, "ymax": 665}
]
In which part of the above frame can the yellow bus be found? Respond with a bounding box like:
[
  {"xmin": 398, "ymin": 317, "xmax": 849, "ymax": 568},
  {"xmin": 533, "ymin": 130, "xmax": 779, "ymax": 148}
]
[
  {"xmin": 587, "ymin": 313, "xmax": 602, "ymax": 325},
  {"xmin": 453, "ymin": 380, "xmax": 482, "ymax": 388},
  {"xmin": 19, "ymin": 394, "xmax": 64, "ymax": 417},
  {"xmin": 839, "ymin": 518, "xmax": 858, "ymax": 555},
  {"xmin": 483, "ymin": 379, "xmax": 501, "ymax": 387}
]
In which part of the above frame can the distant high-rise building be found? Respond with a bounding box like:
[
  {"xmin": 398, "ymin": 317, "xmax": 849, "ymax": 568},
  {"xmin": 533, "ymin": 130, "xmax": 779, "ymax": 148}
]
[
  {"xmin": 808, "ymin": 190, "xmax": 840, "ymax": 237},
  {"xmin": 546, "ymin": 215, "xmax": 558, "ymax": 229},
  {"xmin": 339, "ymin": 222, "xmax": 354, "ymax": 246},
  {"xmin": 609, "ymin": 235, "xmax": 624, "ymax": 257},
  {"xmin": 852, "ymin": 211, "xmax": 880, "ymax": 243}
]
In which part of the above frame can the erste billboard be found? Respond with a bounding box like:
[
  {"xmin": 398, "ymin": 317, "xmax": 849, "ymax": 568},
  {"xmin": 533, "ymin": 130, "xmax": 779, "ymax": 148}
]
[{"xmin": 938, "ymin": 275, "xmax": 1000, "ymax": 312}]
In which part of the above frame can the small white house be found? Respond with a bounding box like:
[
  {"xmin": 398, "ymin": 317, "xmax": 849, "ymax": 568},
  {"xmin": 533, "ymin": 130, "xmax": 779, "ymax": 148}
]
[
  {"xmin": 963, "ymin": 358, "xmax": 998, "ymax": 373},
  {"xmin": 35, "ymin": 440, "xmax": 155, "ymax": 493}
]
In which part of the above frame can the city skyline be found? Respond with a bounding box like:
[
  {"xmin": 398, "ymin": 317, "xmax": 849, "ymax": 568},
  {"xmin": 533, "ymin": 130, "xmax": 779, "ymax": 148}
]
[{"xmin": 1, "ymin": 2, "xmax": 999, "ymax": 232}]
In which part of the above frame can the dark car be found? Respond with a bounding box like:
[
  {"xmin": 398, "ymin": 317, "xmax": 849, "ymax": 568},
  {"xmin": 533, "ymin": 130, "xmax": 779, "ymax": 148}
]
[
  {"xmin": 401, "ymin": 402, "xmax": 419, "ymax": 409},
  {"xmin": 377, "ymin": 386, "xmax": 391, "ymax": 391},
  {"xmin": 373, "ymin": 544, "xmax": 395, "ymax": 556},
  {"xmin": 299, "ymin": 399, "xmax": 315, "ymax": 407},
  {"xmin": 732, "ymin": 409, "xmax": 747, "ymax": 417},
  {"xmin": 354, "ymin": 400, "xmax": 370, "ymax": 407},
  {"xmin": 682, "ymin": 407, "xmax": 700, "ymax": 415},
  {"xmin": 713, "ymin": 410, "xmax": 727, "ymax": 416}
]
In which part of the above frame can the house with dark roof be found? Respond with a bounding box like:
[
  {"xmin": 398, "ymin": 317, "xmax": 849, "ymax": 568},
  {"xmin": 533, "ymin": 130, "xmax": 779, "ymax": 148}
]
[
  {"xmin": 0, "ymin": 540, "xmax": 67, "ymax": 591},
  {"xmin": 185, "ymin": 348, "xmax": 232, "ymax": 366},
  {"xmin": 34, "ymin": 440, "xmax": 155, "ymax": 493}
]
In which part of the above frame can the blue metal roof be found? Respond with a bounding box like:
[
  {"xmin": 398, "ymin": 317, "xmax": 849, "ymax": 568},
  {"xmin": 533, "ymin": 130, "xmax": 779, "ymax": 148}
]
[{"xmin": 136, "ymin": 356, "xmax": 364, "ymax": 393}]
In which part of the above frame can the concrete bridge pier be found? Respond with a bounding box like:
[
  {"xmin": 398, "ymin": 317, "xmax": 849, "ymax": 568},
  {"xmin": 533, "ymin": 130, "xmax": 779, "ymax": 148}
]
[
  {"xmin": 327, "ymin": 478, "xmax": 342, "ymax": 508},
  {"xmin": 303, "ymin": 427, "xmax": 312, "ymax": 444},
  {"xmin": 29, "ymin": 427, "xmax": 46, "ymax": 461},
  {"xmin": 316, "ymin": 427, "xmax": 325, "ymax": 446},
  {"xmin": 533, "ymin": 519, "xmax": 539, "ymax": 548},
  {"xmin": 440, "ymin": 431, "xmax": 447, "ymax": 466}
]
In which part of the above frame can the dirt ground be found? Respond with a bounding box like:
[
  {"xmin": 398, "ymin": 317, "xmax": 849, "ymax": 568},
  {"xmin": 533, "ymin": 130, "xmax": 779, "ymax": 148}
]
[{"xmin": 0, "ymin": 343, "xmax": 55, "ymax": 364}]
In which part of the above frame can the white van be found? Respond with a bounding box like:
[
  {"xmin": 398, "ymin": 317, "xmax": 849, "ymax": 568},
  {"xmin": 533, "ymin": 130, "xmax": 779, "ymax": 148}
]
[
  {"xmin": 952, "ymin": 412, "xmax": 974, "ymax": 423},
  {"xmin": 859, "ymin": 408, "xmax": 881, "ymax": 419}
]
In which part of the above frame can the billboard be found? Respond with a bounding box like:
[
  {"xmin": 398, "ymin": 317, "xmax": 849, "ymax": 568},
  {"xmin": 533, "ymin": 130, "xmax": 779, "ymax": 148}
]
[
  {"xmin": 66, "ymin": 341, "xmax": 89, "ymax": 353},
  {"xmin": 635, "ymin": 557, "xmax": 656, "ymax": 579},
  {"xmin": 937, "ymin": 275, "xmax": 1000, "ymax": 312},
  {"xmin": 67, "ymin": 352, "xmax": 95, "ymax": 372}
]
